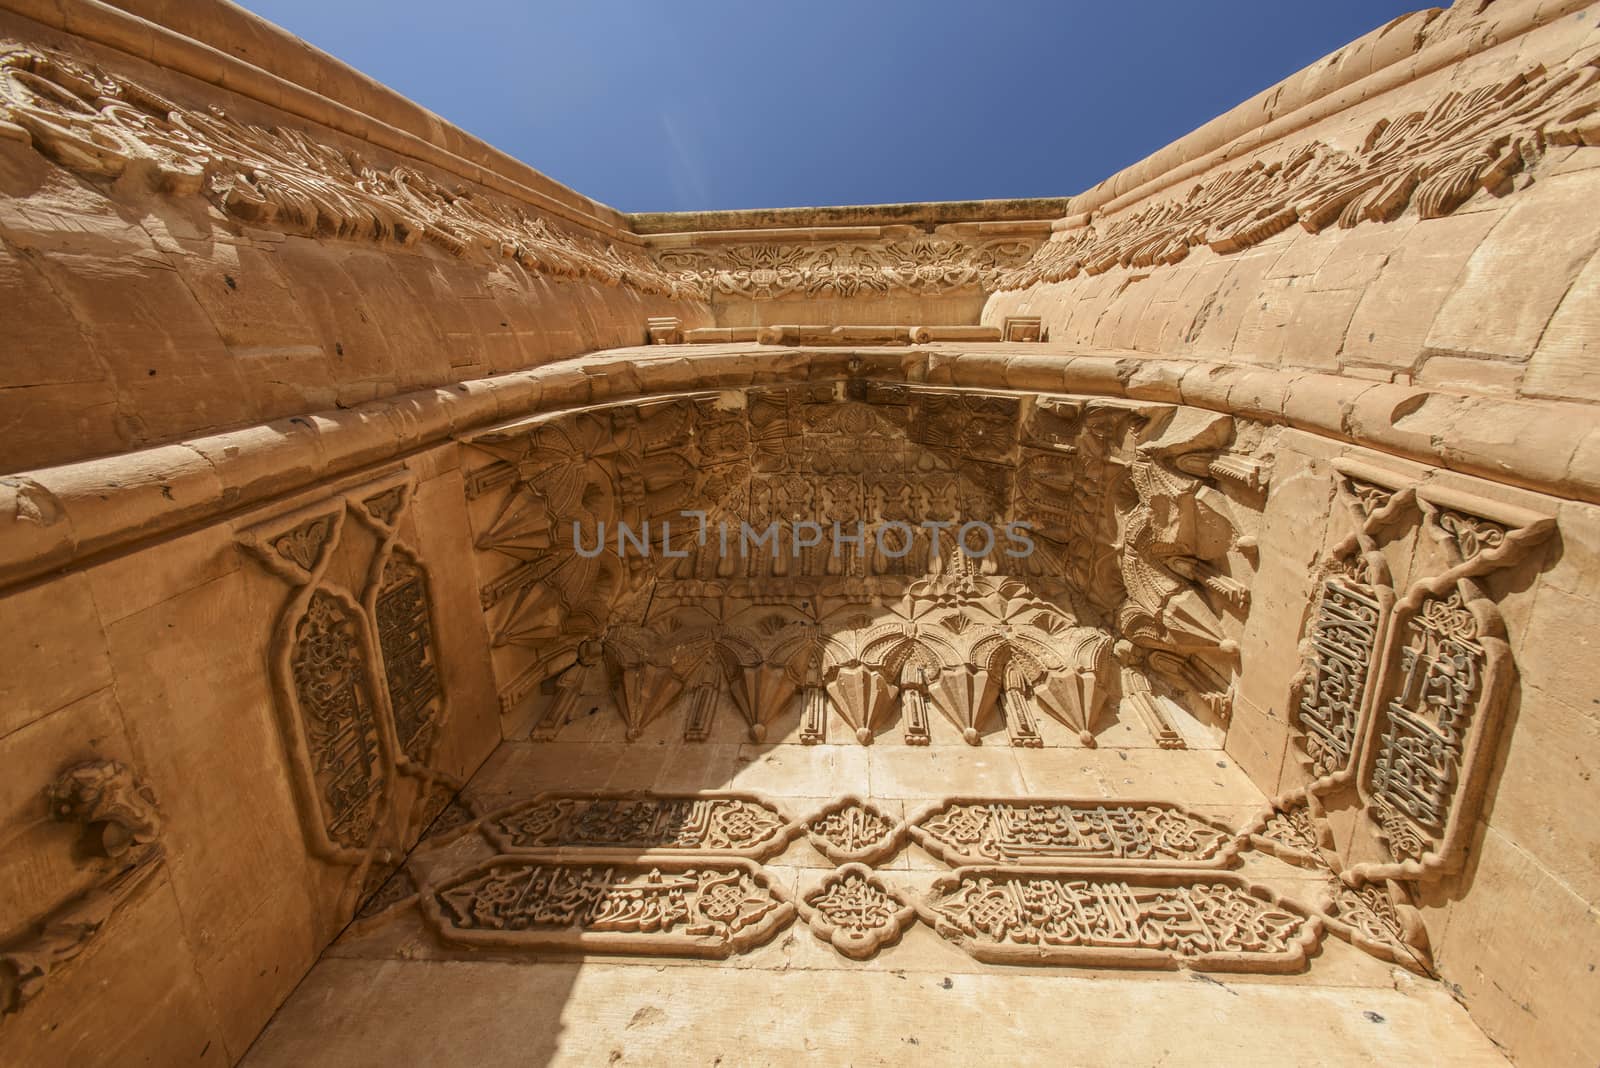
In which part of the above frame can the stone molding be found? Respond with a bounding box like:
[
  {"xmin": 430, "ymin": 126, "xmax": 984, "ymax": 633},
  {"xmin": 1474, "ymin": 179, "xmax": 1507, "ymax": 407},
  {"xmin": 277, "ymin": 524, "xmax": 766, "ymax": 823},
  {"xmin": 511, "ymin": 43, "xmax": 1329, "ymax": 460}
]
[{"xmin": 3, "ymin": 344, "xmax": 1597, "ymax": 593}]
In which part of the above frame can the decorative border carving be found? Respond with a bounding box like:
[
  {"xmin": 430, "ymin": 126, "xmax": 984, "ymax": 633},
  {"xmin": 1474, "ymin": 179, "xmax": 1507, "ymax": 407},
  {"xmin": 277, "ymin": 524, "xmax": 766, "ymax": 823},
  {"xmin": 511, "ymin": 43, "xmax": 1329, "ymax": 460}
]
[{"xmin": 654, "ymin": 237, "xmax": 1039, "ymax": 302}]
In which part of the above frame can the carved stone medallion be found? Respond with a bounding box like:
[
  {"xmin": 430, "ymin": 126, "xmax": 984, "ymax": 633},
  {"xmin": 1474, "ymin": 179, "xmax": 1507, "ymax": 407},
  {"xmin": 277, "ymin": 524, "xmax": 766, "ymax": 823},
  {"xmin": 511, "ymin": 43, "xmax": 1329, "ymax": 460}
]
[{"xmin": 805, "ymin": 797, "xmax": 906, "ymax": 865}]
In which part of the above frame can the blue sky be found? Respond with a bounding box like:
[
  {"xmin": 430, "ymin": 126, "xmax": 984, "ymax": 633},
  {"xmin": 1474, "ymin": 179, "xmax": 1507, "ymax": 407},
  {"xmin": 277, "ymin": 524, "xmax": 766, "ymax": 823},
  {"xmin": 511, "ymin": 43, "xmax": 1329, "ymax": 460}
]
[{"xmin": 238, "ymin": 0, "xmax": 1422, "ymax": 213}]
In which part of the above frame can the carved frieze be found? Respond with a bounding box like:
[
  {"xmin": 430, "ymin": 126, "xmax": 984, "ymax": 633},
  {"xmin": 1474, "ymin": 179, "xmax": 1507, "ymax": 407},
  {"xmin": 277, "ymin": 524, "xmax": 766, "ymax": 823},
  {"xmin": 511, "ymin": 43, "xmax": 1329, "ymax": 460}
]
[
  {"xmin": 909, "ymin": 799, "xmax": 1240, "ymax": 868},
  {"xmin": 796, "ymin": 865, "xmax": 917, "ymax": 960},
  {"xmin": 654, "ymin": 236, "xmax": 1038, "ymax": 302}
]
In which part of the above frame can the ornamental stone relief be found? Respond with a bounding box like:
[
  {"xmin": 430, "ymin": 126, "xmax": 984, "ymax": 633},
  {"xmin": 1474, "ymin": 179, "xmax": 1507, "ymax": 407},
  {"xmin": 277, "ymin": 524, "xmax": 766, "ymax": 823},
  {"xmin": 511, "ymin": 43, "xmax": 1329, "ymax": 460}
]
[
  {"xmin": 0, "ymin": 47, "xmax": 685, "ymax": 297},
  {"xmin": 1000, "ymin": 52, "xmax": 1600, "ymax": 290},
  {"xmin": 653, "ymin": 236, "xmax": 1040, "ymax": 302},
  {"xmin": 238, "ymin": 470, "xmax": 457, "ymax": 901},
  {"xmin": 419, "ymin": 857, "xmax": 794, "ymax": 959},
  {"xmin": 1286, "ymin": 459, "xmax": 1554, "ymax": 883},
  {"xmin": 908, "ymin": 799, "xmax": 1241, "ymax": 868},
  {"xmin": 916, "ymin": 870, "xmax": 1319, "ymax": 971},
  {"xmin": 360, "ymin": 790, "xmax": 1352, "ymax": 971},
  {"xmin": 461, "ymin": 386, "xmax": 1270, "ymax": 747},
  {"xmin": 480, "ymin": 792, "xmax": 798, "ymax": 859},
  {"xmin": 796, "ymin": 864, "xmax": 918, "ymax": 960},
  {"xmin": 2, "ymin": 762, "xmax": 163, "ymax": 1018}
]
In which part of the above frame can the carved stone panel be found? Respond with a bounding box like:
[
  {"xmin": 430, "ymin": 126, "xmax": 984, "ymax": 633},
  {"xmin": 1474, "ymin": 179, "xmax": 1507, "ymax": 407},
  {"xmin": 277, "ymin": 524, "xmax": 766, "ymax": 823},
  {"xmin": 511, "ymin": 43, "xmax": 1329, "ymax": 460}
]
[
  {"xmin": 238, "ymin": 470, "xmax": 455, "ymax": 877},
  {"xmin": 480, "ymin": 793, "xmax": 798, "ymax": 860},
  {"xmin": 419, "ymin": 857, "xmax": 793, "ymax": 958},
  {"xmin": 291, "ymin": 589, "xmax": 387, "ymax": 850},
  {"xmin": 372, "ymin": 550, "xmax": 443, "ymax": 764},
  {"xmin": 918, "ymin": 869, "xmax": 1319, "ymax": 971},
  {"xmin": 796, "ymin": 865, "xmax": 917, "ymax": 960},
  {"xmin": 804, "ymin": 797, "xmax": 906, "ymax": 865}
]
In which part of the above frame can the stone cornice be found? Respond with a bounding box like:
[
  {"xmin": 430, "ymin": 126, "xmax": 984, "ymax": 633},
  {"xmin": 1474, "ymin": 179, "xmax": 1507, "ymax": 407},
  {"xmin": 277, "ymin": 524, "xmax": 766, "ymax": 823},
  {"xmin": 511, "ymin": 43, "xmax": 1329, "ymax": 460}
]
[{"xmin": 2, "ymin": 344, "xmax": 1595, "ymax": 593}]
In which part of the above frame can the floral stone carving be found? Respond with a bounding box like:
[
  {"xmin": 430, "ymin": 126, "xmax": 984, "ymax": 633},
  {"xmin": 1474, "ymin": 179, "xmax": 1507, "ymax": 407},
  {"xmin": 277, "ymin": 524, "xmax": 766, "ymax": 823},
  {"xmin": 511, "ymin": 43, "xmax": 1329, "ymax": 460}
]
[
  {"xmin": 2, "ymin": 761, "xmax": 164, "ymax": 1017},
  {"xmin": 0, "ymin": 48, "xmax": 686, "ymax": 297},
  {"xmin": 1000, "ymin": 53, "xmax": 1600, "ymax": 289}
]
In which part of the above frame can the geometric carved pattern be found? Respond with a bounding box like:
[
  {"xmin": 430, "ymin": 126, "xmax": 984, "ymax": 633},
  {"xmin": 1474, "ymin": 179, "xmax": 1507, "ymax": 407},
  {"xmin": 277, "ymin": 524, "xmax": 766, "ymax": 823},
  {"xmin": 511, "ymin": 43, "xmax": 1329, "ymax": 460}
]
[
  {"xmin": 419, "ymin": 857, "xmax": 793, "ymax": 958},
  {"xmin": 481, "ymin": 793, "xmax": 798, "ymax": 860},
  {"xmin": 796, "ymin": 864, "xmax": 917, "ymax": 960},
  {"xmin": 909, "ymin": 799, "xmax": 1240, "ymax": 868},
  {"xmin": 917, "ymin": 869, "xmax": 1320, "ymax": 971}
]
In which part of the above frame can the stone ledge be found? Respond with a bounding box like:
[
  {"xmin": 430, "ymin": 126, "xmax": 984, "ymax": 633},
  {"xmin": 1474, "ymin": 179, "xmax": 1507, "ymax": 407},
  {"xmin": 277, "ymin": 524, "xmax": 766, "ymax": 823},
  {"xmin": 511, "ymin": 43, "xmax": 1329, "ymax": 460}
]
[{"xmin": 3, "ymin": 343, "xmax": 1598, "ymax": 592}]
